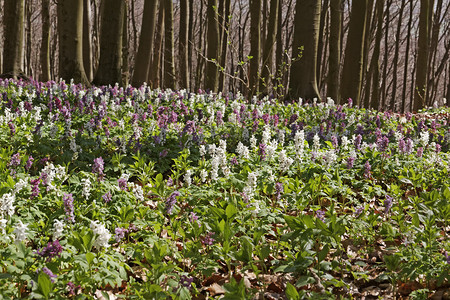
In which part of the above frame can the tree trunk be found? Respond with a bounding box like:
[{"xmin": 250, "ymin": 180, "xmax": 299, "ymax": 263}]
[
  {"xmin": 40, "ymin": 0, "xmax": 51, "ymax": 82},
  {"xmin": 188, "ymin": 0, "xmax": 194, "ymax": 89},
  {"xmin": 150, "ymin": 1, "xmax": 165, "ymax": 88},
  {"xmin": 360, "ymin": 0, "xmax": 374, "ymax": 107},
  {"xmin": 289, "ymin": 0, "xmax": 321, "ymax": 100},
  {"xmin": 275, "ymin": 0, "xmax": 284, "ymax": 98},
  {"xmin": 163, "ymin": 0, "xmax": 176, "ymax": 89},
  {"xmin": 317, "ymin": 0, "xmax": 329, "ymax": 86},
  {"xmin": 2, "ymin": 0, "xmax": 25, "ymax": 78},
  {"xmin": 83, "ymin": 0, "xmax": 93, "ymax": 81},
  {"xmin": 25, "ymin": 1, "xmax": 32, "ymax": 77},
  {"xmin": 179, "ymin": 0, "xmax": 189, "ymax": 89},
  {"xmin": 389, "ymin": 0, "xmax": 405, "ymax": 111},
  {"xmin": 93, "ymin": 0, "xmax": 125, "ymax": 86},
  {"xmin": 122, "ymin": 1, "xmax": 129, "ymax": 86},
  {"xmin": 414, "ymin": 0, "xmax": 431, "ymax": 111},
  {"xmin": 380, "ymin": 0, "xmax": 391, "ymax": 109},
  {"xmin": 218, "ymin": 0, "xmax": 231, "ymax": 92},
  {"xmin": 369, "ymin": 0, "xmax": 384, "ymax": 110},
  {"xmin": 260, "ymin": 0, "xmax": 279, "ymax": 95},
  {"xmin": 328, "ymin": 0, "xmax": 342, "ymax": 103},
  {"xmin": 402, "ymin": 1, "xmax": 414, "ymax": 113},
  {"xmin": 340, "ymin": 0, "xmax": 367, "ymax": 106},
  {"xmin": 446, "ymin": 62, "xmax": 450, "ymax": 105},
  {"xmin": 248, "ymin": 0, "xmax": 262, "ymax": 97},
  {"xmin": 58, "ymin": 0, "xmax": 89, "ymax": 85},
  {"xmin": 132, "ymin": 0, "xmax": 157, "ymax": 87},
  {"xmin": 205, "ymin": 0, "xmax": 220, "ymax": 92}
]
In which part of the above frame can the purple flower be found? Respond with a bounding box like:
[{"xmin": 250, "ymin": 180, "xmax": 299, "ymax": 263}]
[
  {"xmin": 67, "ymin": 282, "xmax": 81, "ymax": 296},
  {"xmin": 9, "ymin": 153, "xmax": 21, "ymax": 168},
  {"xmin": 405, "ymin": 138, "xmax": 414, "ymax": 154},
  {"xmin": 354, "ymin": 206, "xmax": 364, "ymax": 217},
  {"xmin": 190, "ymin": 212, "xmax": 200, "ymax": 227},
  {"xmin": 230, "ymin": 157, "xmax": 238, "ymax": 165},
  {"xmin": 165, "ymin": 191, "xmax": 180, "ymax": 215},
  {"xmin": 258, "ymin": 143, "xmax": 267, "ymax": 161},
  {"xmin": 201, "ymin": 232, "xmax": 215, "ymax": 245},
  {"xmin": 384, "ymin": 195, "xmax": 393, "ymax": 215},
  {"xmin": 216, "ymin": 111, "xmax": 223, "ymax": 126},
  {"xmin": 348, "ymin": 98, "xmax": 353, "ymax": 108},
  {"xmin": 262, "ymin": 114, "xmax": 270, "ymax": 125},
  {"xmin": 8, "ymin": 121, "xmax": 15, "ymax": 135},
  {"xmin": 316, "ymin": 210, "xmax": 326, "ymax": 221},
  {"xmin": 364, "ymin": 161, "xmax": 371, "ymax": 179},
  {"xmin": 42, "ymin": 267, "xmax": 57, "ymax": 283},
  {"xmin": 331, "ymin": 135, "xmax": 338, "ymax": 149},
  {"xmin": 102, "ymin": 191, "xmax": 112, "ymax": 203},
  {"xmin": 159, "ymin": 149, "xmax": 168, "ymax": 158},
  {"xmin": 37, "ymin": 240, "xmax": 63, "ymax": 262},
  {"xmin": 346, "ymin": 156, "xmax": 356, "ymax": 169},
  {"xmin": 167, "ymin": 177, "xmax": 173, "ymax": 187},
  {"xmin": 376, "ymin": 136, "xmax": 390, "ymax": 152},
  {"xmin": 114, "ymin": 227, "xmax": 128, "ymax": 242},
  {"xmin": 118, "ymin": 178, "xmax": 127, "ymax": 191},
  {"xmin": 92, "ymin": 157, "xmax": 104, "ymax": 177},
  {"xmin": 25, "ymin": 155, "xmax": 34, "ymax": 171},
  {"xmin": 355, "ymin": 134, "xmax": 362, "ymax": 150},
  {"xmin": 63, "ymin": 193, "xmax": 75, "ymax": 223},
  {"xmin": 417, "ymin": 147, "xmax": 424, "ymax": 157},
  {"xmin": 444, "ymin": 251, "xmax": 450, "ymax": 264},
  {"xmin": 30, "ymin": 178, "xmax": 40, "ymax": 199},
  {"xmin": 398, "ymin": 139, "xmax": 406, "ymax": 154},
  {"xmin": 275, "ymin": 182, "xmax": 283, "ymax": 200},
  {"xmin": 435, "ymin": 143, "xmax": 441, "ymax": 153},
  {"xmin": 180, "ymin": 275, "xmax": 194, "ymax": 290}
]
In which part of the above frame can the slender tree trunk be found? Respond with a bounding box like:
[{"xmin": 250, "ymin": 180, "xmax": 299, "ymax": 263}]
[
  {"xmin": 360, "ymin": 0, "xmax": 373, "ymax": 107},
  {"xmin": 179, "ymin": 0, "xmax": 189, "ymax": 89},
  {"xmin": 205, "ymin": 0, "xmax": 220, "ymax": 92},
  {"xmin": 402, "ymin": 1, "xmax": 414, "ymax": 113},
  {"xmin": 25, "ymin": 1, "xmax": 32, "ymax": 77},
  {"xmin": 340, "ymin": 0, "xmax": 367, "ymax": 106},
  {"xmin": 369, "ymin": 0, "xmax": 384, "ymax": 110},
  {"xmin": 328, "ymin": 0, "xmax": 342, "ymax": 103},
  {"xmin": 150, "ymin": 1, "xmax": 165, "ymax": 88},
  {"xmin": 188, "ymin": 0, "xmax": 194, "ymax": 89},
  {"xmin": 58, "ymin": 0, "xmax": 89, "ymax": 85},
  {"xmin": 218, "ymin": 0, "xmax": 232, "ymax": 92},
  {"xmin": 446, "ymin": 62, "xmax": 450, "ymax": 105},
  {"xmin": 260, "ymin": 0, "xmax": 279, "ymax": 95},
  {"xmin": 132, "ymin": 0, "xmax": 157, "ymax": 87},
  {"xmin": 289, "ymin": 0, "xmax": 321, "ymax": 100},
  {"xmin": 389, "ymin": 0, "xmax": 405, "ymax": 111},
  {"xmin": 317, "ymin": 0, "xmax": 329, "ymax": 85},
  {"xmin": 426, "ymin": 0, "xmax": 442, "ymax": 106},
  {"xmin": 40, "ymin": 0, "xmax": 51, "ymax": 82},
  {"xmin": 195, "ymin": 1, "xmax": 205, "ymax": 90},
  {"xmin": 248, "ymin": 0, "xmax": 262, "ymax": 97},
  {"xmin": 122, "ymin": 2, "xmax": 129, "ymax": 86},
  {"xmin": 93, "ymin": 0, "xmax": 125, "ymax": 86},
  {"xmin": 2, "ymin": 0, "xmax": 25, "ymax": 78},
  {"xmin": 83, "ymin": 0, "xmax": 93, "ymax": 81},
  {"xmin": 380, "ymin": 0, "xmax": 391, "ymax": 109},
  {"xmin": 163, "ymin": 0, "xmax": 176, "ymax": 89},
  {"xmin": 414, "ymin": 0, "xmax": 431, "ymax": 111},
  {"xmin": 275, "ymin": 0, "xmax": 283, "ymax": 98}
]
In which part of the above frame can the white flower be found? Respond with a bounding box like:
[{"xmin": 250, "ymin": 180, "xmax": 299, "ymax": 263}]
[
  {"xmin": 199, "ymin": 145, "xmax": 206, "ymax": 157},
  {"xmin": 278, "ymin": 130, "xmax": 285, "ymax": 146},
  {"xmin": 133, "ymin": 185, "xmax": 144, "ymax": 202},
  {"xmin": 200, "ymin": 169, "xmax": 208, "ymax": 183},
  {"xmin": 262, "ymin": 125, "xmax": 271, "ymax": 145},
  {"xmin": 279, "ymin": 150, "xmax": 294, "ymax": 172},
  {"xmin": 324, "ymin": 149, "xmax": 338, "ymax": 168},
  {"xmin": 0, "ymin": 193, "xmax": 15, "ymax": 217},
  {"xmin": 13, "ymin": 179, "xmax": 28, "ymax": 195},
  {"xmin": 13, "ymin": 220, "xmax": 28, "ymax": 243},
  {"xmin": 236, "ymin": 142, "xmax": 250, "ymax": 159},
  {"xmin": 313, "ymin": 134, "xmax": 321, "ymax": 152},
  {"xmin": 210, "ymin": 156, "xmax": 220, "ymax": 181},
  {"xmin": 90, "ymin": 221, "xmax": 111, "ymax": 248},
  {"xmin": 184, "ymin": 170, "xmax": 192, "ymax": 187},
  {"xmin": 0, "ymin": 218, "xmax": 7, "ymax": 234},
  {"xmin": 53, "ymin": 219, "xmax": 64, "ymax": 240},
  {"xmin": 81, "ymin": 178, "xmax": 91, "ymax": 199},
  {"xmin": 420, "ymin": 131, "xmax": 429, "ymax": 146},
  {"xmin": 250, "ymin": 135, "xmax": 257, "ymax": 150}
]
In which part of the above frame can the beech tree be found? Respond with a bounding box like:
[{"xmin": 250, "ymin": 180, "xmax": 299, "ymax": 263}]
[
  {"xmin": 248, "ymin": 0, "xmax": 262, "ymax": 97},
  {"xmin": 164, "ymin": 0, "xmax": 176, "ymax": 89},
  {"xmin": 204, "ymin": 0, "xmax": 220, "ymax": 92},
  {"xmin": 40, "ymin": 0, "xmax": 51, "ymax": 82},
  {"xmin": 2, "ymin": 0, "xmax": 25, "ymax": 78}
]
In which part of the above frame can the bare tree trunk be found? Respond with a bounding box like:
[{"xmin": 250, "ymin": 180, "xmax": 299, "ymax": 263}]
[
  {"xmin": 195, "ymin": 1, "xmax": 205, "ymax": 90},
  {"xmin": 340, "ymin": 0, "xmax": 367, "ymax": 105},
  {"xmin": 93, "ymin": 0, "xmax": 125, "ymax": 86},
  {"xmin": 447, "ymin": 62, "xmax": 450, "ymax": 105},
  {"xmin": 360, "ymin": 0, "xmax": 373, "ymax": 107},
  {"xmin": 122, "ymin": 1, "xmax": 129, "ymax": 86},
  {"xmin": 369, "ymin": 0, "xmax": 384, "ymax": 110},
  {"xmin": 389, "ymin": 0, "xmax": 405, "ymax": 111},
  {"xmin": 317, "ymin": 0, "xmax": 329, "ymax": 85},
  {"xmin": 402, "ymin": 1, "xmax": 414, "ymax": 113},
  {"xmin": 414, "ymin": 0, "xmax": 431, "ymax": 111},
  {"xmin": 260, "ymin": 0, "xmax": 279, "ymax": 95},
  {"xmin": 40, "ymin": 0, "xmax": 51, "ymax": 82},
  {"xmin": 426, "ymin": 0, "xmax": 442, "ymax": 106},
  {"xmin": 132, "ymin": 0, "xmax": 157, "ymax": 87},
  {"xmin": 58, "ymin": 0, "xmax": 90, "ymax": 85},
  {"xmin": 2, "ymin": 0, "xmax": 25, "ymax": 78},
  {"xmin": 188, "ymin": 0, "xmax": 194, "ymax": 89},
  {"xmin": 150, "ymin": 1, "xmax": 164, "ymax": 88},
  {"xmin": 25, "ymin": 1, "xmax": 32, "ymax": 77},
  {"xmin": 249, "ymin": 0, "xmax": 262, "ymax": 97},
  {"xmin": 275, "ymin": 0, "xmax": 283, "ymax": 97},
  {"xmin": 179, "ymin": 0, "xmax": 189, "ymax": 89},
  {"xmin": 83, "ymin": 0, "xmax": 93, "ymax": 81},
  {"xmin": 163, "ymin": 0, "xmax": 176, "ymax": 89},
  {"xmin": 218, "ymin": 0, "xmax": 231, "ymax": 92},
  {"xmin": 205, "ymin": 0, "xmax": 220, "ymax": 92},
  {"xmin": 380, "ymin": 0, "xmax": 391, "ymax": 109},
  {"xmin": 328, "ymin": 0, "xmax": 342, "ymax": 103}
]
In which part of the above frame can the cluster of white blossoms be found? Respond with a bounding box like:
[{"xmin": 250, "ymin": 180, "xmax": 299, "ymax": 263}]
[
  {"xmin": 81, "ymin": 178, "xmax": 91, "ymax": 200},
  {"xmin": 90, "ymin": 220, "xmax": 111, "ymax": 249},
  {"xmin": 294, "ymin": 130, "xmax": 306, "ymax": 159},
  {"xmin": 236, "ymin": 142, "xmax": 250, "ymax": 160},
  {"xmin": 0, "ymin": 193, "xmax": 16, "ymax": 218},
  {"xmin": 13, "ymin": 220, "xmax": 28, "ymax": 243},
  {"xmin": 53, "ymin": 219, "xmax": 64, "ymax": 240},
  {"xmin": 243, "ymin": 171, "xmax": 258, "ymax": 200},
  {"xmin": 184, "ymin": 169, "xmax": 192, "ymax": 187},
  {"xmin": 208, "ymin": 140, "xmax": 229, "ymax": 181},
  {"xmin": 40, "ymin": 163, "xmax": 66, "ymax": 192},
  {"xmin": 278, "ymin": 150, "xmax": 294, "ymax": 173},
  {"xmin": 128, "ymin": 183, "xmax": 144, "ymax": 202},
  {"xmin": 419, "ymin": 131, "xmax": 430, "ymax": 147}
]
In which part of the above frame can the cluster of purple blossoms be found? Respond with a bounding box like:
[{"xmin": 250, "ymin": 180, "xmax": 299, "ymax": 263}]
[
  {"xmin": 258, "ymin": 143, "xmax": 267, "ymax": 161},
  {"xmin": 67, "ymin": 282, "xmax": 81, "ymax": 297},
  {"xmin": 384, "ymin": 195, "xmax": 393, "ymax": 215},
  {"xmin": 37, "ymin": 240, "xmax": 63, "ymax": 262},
  {"xmin": 167, "ymin": 177, "xmax": 174, "ymax": 187},
  {"xmin": 275, "ymin": 182, "xmax": 283, "ymax": 200},
  {"xmin": 190, "ymin": 212, "xmax": 201, "ymax": 227},
  {"xmin": 63, "ymin": 193, "xmax": 75, "ymax": 223},
  {"xmin": 376, "ymin": 136, "xmax": 390, "ymax": 153},
  {"xmin": 201, "ymin": 232, "xmax": 215, "ymax": 246},
  {"xmin": 92, "ymin": 157, "xmax": 104, "ymax": 179},
  {"xmin": 118, "ymin": 178, "xmax": 128, "ymax": 191},
  {"xmin": 8, "ymin": 121, "xmax": 15, "ymax": 135},
  {"xmin": 30, "ymin": 178, "xmax": 40, "ymax": 199},
  {"xmin": 165, "ymin": 191, "xmax": 180, "ymax": 215},
  {"xmin": 216, "ymin": 111, "xmax": 223, "ymax": 126},
  {"xmin": 316, "ymin": 210, "xmax": 326, "ymax": 221},
  {"xmin": 102, "ymin": 191, "xmax": 112, "ymax": 203},
  {"xmin": 354, "ymin": 206, "xmax": 364, "ymax": 217},
  {"xmin": 41, "ymin": 267, "xmax": 57, "ymax": 283},
  {"xmin": 354, "ymin": 134, "xmax": 362, "ymax": 150},
  {"xmin": 25, "ymin": 155, "xmax": 33, "ymax": 171},
  {"xmin": 346, "ymin": 156, "xmax": 356, "ymax": 169},
  {"xmin": 444, "ymin": 251, "xmax": 450, "ymax": 264},
  {"xmin": 8, "ymin": 153, "xmax": 21, "ymax": 168},
  {"xmin": 180, "ymin": 275, "xmax": 194, "ymax": 290},
  {"xmin": 417, "ymin": 147, "xmax": 424, "ymax": 157},
  {"xmin": 364, "ymin": 161, "xmax": 371, "ymax": 179},
  {"xmin": 114, "ymin": 227, "xmax": 128, "ymax": 242}
]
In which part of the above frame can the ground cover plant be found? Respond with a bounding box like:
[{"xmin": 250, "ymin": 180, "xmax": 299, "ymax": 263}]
[{"xmin": 0, "ymin": 78, "xmax": 449, "ymax": 299}]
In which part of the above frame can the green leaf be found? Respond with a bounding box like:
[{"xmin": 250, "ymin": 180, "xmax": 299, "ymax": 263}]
[
  {"xmin": 86, "ymin": 252, "xmax": 95, "ymax": 265},
  {"xmin": 317, "ymin": 244, "xmax": 329, "ymax": 262},
  {"xmin": 285, "ymin": 282, "xmax": 300, "ymax": 299},
  {"xmin": 225, "ymin": 204, "xmax": 237, "ymax": 220},
  {"xmin": 38, "ymin": 272, "xmax": 52, "ymax": 299}
]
